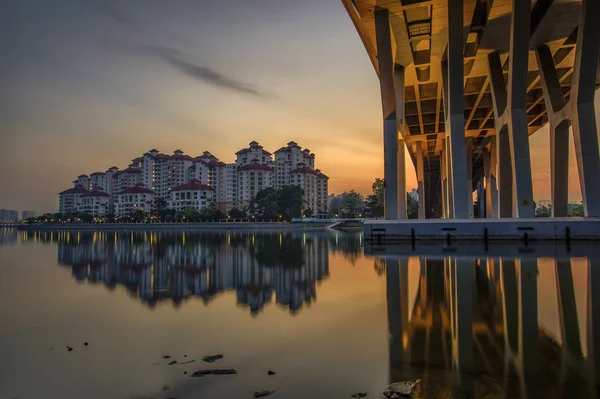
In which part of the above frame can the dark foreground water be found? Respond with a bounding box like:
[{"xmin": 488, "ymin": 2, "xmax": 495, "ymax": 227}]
[{"xmin": 0, "ymin": 228, "xmax": 599, "ymax": 399}]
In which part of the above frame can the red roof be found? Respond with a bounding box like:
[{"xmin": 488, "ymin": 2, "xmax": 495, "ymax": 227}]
[
  {"xmin": 114, "ymin": 167, "xmax": 141, "ymax": 176},
  {"xmin": 290, "ymin": 167, "xmax": 317, "ymax": 175},
  {"xmin": 59, "ymin": 185, "xmax": 89, "ymax": 195},
  {"xmin": 205, "ymin": 160, "xmax": 226, "ymax": 167},
  {"xmin": 171, "ymin": 179, "xmax": 214, "ymax": 192},
  {"xmin": 240, "ymin": 163, "xmax": 272, "ymax": 171},
  {"xmin": 131, "ymin": 157, "xmax": 142, "ymax": 162},
  {"xmin": 117, "ymin": 184, "xmax": 154, "ymax": 195},
  {"xmin": 77, "ymin": 174, "xmax": 88, "ymax": 178},
  {"xmin": 170, "ymin": 154, "xmax": 193, "ymax": 161},
  {"xmin": 90, "ymin": 172, "xmax": 104, "ymax": 176},
  {"xmin": 317, "ymin": 172, "xmax": 329, "ymax": 180},
  {"xmin": 274, "ymin": 147, "xmax": 288, "ymax": 154},
  {"xmin": 81, "ymin": 190, "xmax": 110, "ymax": 198},
  {"xmin": 106, "ymin": 166, "xmax": 119, "ymax": 172}
]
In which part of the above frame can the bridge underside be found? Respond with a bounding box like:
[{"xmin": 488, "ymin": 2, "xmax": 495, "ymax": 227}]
[{"xmin": 342, "ymin": 0, "xmax": 600, "ymax": 219}]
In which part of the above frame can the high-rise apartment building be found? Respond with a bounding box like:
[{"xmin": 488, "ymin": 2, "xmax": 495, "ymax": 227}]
[{"xmin": 58, "ymin": 140, "xmax": 328, "ymax": 216}]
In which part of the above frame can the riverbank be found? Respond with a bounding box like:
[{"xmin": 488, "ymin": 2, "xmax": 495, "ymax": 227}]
[{"xmin": 15, "ymin": 222, "xmax": 336, "ymax": 232}]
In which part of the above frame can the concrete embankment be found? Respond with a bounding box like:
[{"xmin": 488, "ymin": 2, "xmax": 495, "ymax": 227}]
[{"xmin": 16, "ymin": 222, "xmax": 332, "ymax": 232}]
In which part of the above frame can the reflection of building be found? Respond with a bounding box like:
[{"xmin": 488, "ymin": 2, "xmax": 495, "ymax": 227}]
[{"xmin": 41, "ymin": 231, "xmax": 334, "ymax": 315}]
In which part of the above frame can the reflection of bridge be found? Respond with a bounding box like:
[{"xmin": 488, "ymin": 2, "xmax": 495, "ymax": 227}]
[
  {"xmin": 384, "ymin": 254, "xmax": 600, "ymax": 396},
  {"xmin": 22, "ymin": 231, "xmax": 334, "ymax": 315},
  {"xmin": 343, "ymin": 0, "xmax": 600, "ymax": 220}
]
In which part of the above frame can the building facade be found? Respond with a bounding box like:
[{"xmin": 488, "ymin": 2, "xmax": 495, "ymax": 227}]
[
  {"xmin": 58, "ymin": 141, "xmax": 328, "ymax": 216},
  {"xmin": 22, "ymin": 210, "xmax": 36, "ymax": 220},
  {"xmin": 168, "ymin": 179, "xmax": 215, "ymax": 212},
  {"xmin": 0, "ymin": 209, "xmax": 18, "ymax": 223},
  {"xmin": 114, "ymin": 184, "xmax": 155, "ymax": 217},
  {"xmin": 78, "ymin": 190, "xmax": 110, "ymax": 217}
]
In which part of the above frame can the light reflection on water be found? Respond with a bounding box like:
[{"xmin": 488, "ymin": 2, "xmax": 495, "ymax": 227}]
[{"xmin": 0, "ymin": 227, "xmax": 598, "ymax": 398}]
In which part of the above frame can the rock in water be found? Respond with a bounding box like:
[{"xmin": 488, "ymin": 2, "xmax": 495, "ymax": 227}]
[
  {"xmin": 191, "ymin": 369, "xmax": 238, "ymax": 377},
  {"xmin": 267, "ymin": 370, "xmax": 276, "ymax": 375},
  {"xmin": 168, "ymin": 360, "xmax": 177, "ymax": 365},
  {"xmin": 383, "ymin": 379, "xmax": 421, "ymax": 398},
  {"xmin": 66, "ymin": 346, "xmax": 73, "ymax": 352},
  {"xmin": 253, "ymin": 390, "xmax": 275, "ymax": 398},
  {"xmin": 351, "ymin": 393, "xmax": 367, "ymax": 398},
  {"xmin": 202, "ymin": 354, "xmax": 224, "ymax": 363}
]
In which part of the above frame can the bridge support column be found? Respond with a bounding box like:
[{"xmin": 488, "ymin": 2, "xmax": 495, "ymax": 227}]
[
  {"xmin": 441, "ymin": 139, "xmax": 448, "ymax": 218},
  {"xmin": 535, "ymin": 45, "xmax": 570, "ymax": 217},
  {"xmin": 375, "ymin": 8, "xmax": 398, "ymax": 219},
  {"xmin": 394, "ymin": 67, "xmax": 407, "ymax": 219},
  {"xmin": 483, "ymin": 141, "xmax": 498, "ymax": 218},
  {"xmin": 416, "ymin": 142, "xmax": 426, "ymax": 219},
  {"xmin": 507, "ymin": 0, "xmax": 535, "ymax": 218},
  {"xmin": 570, "ymin": 0, "xmax": 600, "ymax": 217},
  {"xmin": 441, "ymin": 0, "xmax": 469, "ymax": 219},
  {"xmin": 466, "ymin": 137, "xmax": 474, "ymax": 218}
]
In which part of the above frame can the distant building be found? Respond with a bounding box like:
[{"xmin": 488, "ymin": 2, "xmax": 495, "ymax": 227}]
[
  {"xmin": 22, "ymin": 210, "xmax": 36, "ymax": 220},
  {"xmin": 0, "ymin": 209, "xmax": 18, "ymax": 223},
  {"xmin": 58, "ymin": 140, "xmax": 329, "ymax": 216},
  {"xmin": 114, "ymin": 183, "xmax": 155, "ymax": 218},
  {"xmin": 168, "ymin": 179, "xmax": 215, "ymax": 212}
]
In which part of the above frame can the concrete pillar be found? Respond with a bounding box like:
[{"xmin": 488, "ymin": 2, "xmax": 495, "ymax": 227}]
[
  {"xmin": 466, "ymin": 137, "xmax": 474, "ymax": 218},
  {"xmin": 416, "ymin": 142, "xmax": 426, "ymax": 219},
  {"xmin": 446, "ymin": 136, "xmax": 455, "ymax": 219},
  {"xmin": 394, "ymin": 67, "xmax": 407, "ymax": 219},
  {"xmin": 535, "ymin": 45, "xmax": 570, "ymax": 217},
  {"xmin": 441, "ymin": 141, "xmax": 447, "ymax": 218},
  {"xmin": 507, "ymin": 0, "xmax": 535, "ymax": 218},
  {"xmin": 375, "ymin": 8, "xmax": 399, "ymax": 219},
  {"xmin": 570, "ymin": 0, "xmax": 600, "ymax": 217},
  {"xmin": 497, "ymin": 126, "xmax": 514, "ymax": 218},
  {"xmin": 444, "ymin": 1, "xmax": 470, "ymax": 219},
  {"xmin": 483, "ymin": 146, "xmax": 498, "ymax": 218}
]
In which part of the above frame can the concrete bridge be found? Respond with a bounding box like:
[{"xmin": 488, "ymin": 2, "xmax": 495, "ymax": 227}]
[{"xmin": 342, "ymin": 0, "xmax": 600, "ymax": 225}]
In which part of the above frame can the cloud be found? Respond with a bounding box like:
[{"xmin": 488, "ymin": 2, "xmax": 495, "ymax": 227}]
[{"xmin": 144, "ymin": 45, "xmax": 265, "ymax": 96}]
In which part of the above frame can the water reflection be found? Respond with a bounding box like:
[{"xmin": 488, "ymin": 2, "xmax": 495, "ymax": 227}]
[
  {"xmin": 381, "ymin": 252, "xmax": 600, "ymax": 398},
  {"xmin": 20, "ymin": 230, "xmax": 363, "ymax": 315}
]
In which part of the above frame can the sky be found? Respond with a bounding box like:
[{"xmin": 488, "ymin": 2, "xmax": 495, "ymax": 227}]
[{"xmin": 0, "ymin": 0, "xmax": 596, "ymax": 213}]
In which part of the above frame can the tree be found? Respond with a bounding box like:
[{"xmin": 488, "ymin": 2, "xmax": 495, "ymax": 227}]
[
  {"xmin": 343, "ymin": 190, "xmax": 364, "ymax": 216},
  {"xmin": 182, "ymin": 207, "xmax": 199, "ymax": 222},
  {"xmin": 535, "ymin": 205, "xmax": 551, "ymax": 217},
  {"xmin": 366, "ymin": 178, "xmax": 385, "ymax": 217},
  {"xmin": 79, "ymin": 213, "xmax": 94, "ymax": 223},
  {"xmin": 277, "ymin": 185, "xmax": 304, "ymax": 219},
  {"xmin": 569, "ymin": 204, "xmax": 584, "ymax": 217},
  {"xmin": 329, "ymin": 196, "xmax": 343, "ymax": 216},
  {"xmin": 159, "ymin": 208, "xmax": 176, "ymax": 222},
  {"xmin": 131, "ymin": 210, "xmax": 145, "ymax": 222},
  {"xmin": 253, "ymin": 187, "xmax": 279, "ymax": 220},
  {"xmin": 303, "ymin": 208, "xmax": 313, "ymax": 217},
  {"xmin": 229, "ymin": 207, "xmax": 246, "ymax": 219}
]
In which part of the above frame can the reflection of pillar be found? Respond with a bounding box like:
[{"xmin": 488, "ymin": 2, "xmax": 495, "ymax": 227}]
[
  {"xmin": 570, "ymin": 0, "xmax": 600, "ymax": 217},
  {"xmin": 555, "ymin": 260, "xmax": 582, "ymax": 359},
  {"xmin": 386, "ymin": 258, "xmax": 410, "ymax": 379},
  {"xmin": 587, "ymin": 258, "xmax": 600, "ymax": 383},
  {"xmin": 517, "ymin": 259, "xmax": 539, "ymax": 375},
  {"xmin": 450, "ymin": 258, "xmax": 474, "ymax": 373},
  {"xmin": 500, "ymin": 259, "xmax": 518, "ymax": 357},
  {"xmin": 374, "ymin": 8, "xmax": 398, "ymax": 220}
]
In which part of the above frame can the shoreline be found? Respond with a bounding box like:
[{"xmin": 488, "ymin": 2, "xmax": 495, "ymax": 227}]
[{"xmin": 13, "ymin": 222, "xmax": 339, "ymax": 232}]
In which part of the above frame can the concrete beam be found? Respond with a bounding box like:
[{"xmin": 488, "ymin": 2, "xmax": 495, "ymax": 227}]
[
  {"xmin": 375, "ymin": 8, "xmax": 399, "ymax": 220},
  {"xmin": 570, "ymin": 0, "xmax": 600, "ymax": 217},
  {"xmin": 507, "ymin": 0, "xmax": 535, "ymax": 218}
]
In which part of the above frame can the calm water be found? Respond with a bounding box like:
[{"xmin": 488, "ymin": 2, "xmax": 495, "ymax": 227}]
[{"xmin": 0, "ymin": 228, "xmax": 599, "ymax": 399}]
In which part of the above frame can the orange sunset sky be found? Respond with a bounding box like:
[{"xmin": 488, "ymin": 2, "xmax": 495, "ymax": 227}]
[{"xmin": 1, "ymin": 0, "xmax": 598, "ymax": 213}]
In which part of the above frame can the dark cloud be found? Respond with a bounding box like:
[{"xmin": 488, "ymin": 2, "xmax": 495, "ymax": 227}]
[{"xmin": 145, "ymin": 45, "xmax": 265, "ymax": 96}]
